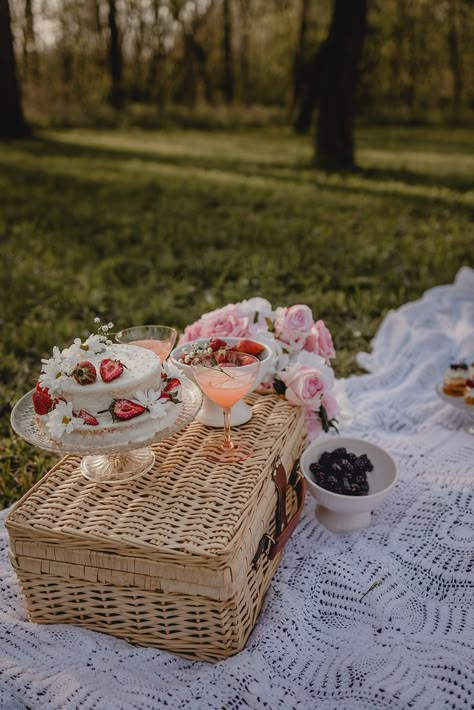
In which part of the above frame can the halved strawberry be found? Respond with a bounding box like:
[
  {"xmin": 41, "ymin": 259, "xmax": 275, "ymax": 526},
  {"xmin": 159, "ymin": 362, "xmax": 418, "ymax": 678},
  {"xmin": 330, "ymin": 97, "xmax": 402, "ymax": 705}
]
[
  {"xmin": 238, "ymin": 355, "xmax": 256, "ymax": 366},
  {"xmin": 100, "ymin": 358, "xmax": 124, "ymax": 383},
  {"xmin": 32, "ymin": 388, "xmax": 53, "ymax": 415},
  {"xmin": 101, "ymin": 399, "xmax": 146, "ymax": 422},
  {"xmin": 161, "ymin": 377, "xmax": 181, "ymax": 403},
  {"xmin": 78, "ymin": 410, "xmax": 99, "ymax": 426},
  {"xmin": 72, "ymin": 361, "xmax": 97, "ymax": 386},
  {"xmin": 235, "ymin": 339, "xmax": 265, "ymax": 356},
  {"xmin": 163, "ymin": 377, "xmax": 180, "ymax": 393},
  {"xmin": 208, "ymin": 338, "xmax": 228, "ymax": 351},
  {"xmin": 214, "ymin": 350, "xmax": 229, "ymax": 364}
]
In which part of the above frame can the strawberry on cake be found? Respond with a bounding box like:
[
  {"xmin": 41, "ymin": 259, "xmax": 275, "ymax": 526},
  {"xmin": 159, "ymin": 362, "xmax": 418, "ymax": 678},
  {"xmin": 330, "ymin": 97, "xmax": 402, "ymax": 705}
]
[{"xmin": 33, "ymin": 322, "xmax": 182, "ymax": 448}]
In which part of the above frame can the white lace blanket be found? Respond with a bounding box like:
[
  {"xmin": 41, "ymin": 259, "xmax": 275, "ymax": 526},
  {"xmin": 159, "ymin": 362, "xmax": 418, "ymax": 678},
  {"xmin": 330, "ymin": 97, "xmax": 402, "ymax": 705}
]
[{"xmin": 1, "ymin": 268, "xmax": 473, "ymax": 710}]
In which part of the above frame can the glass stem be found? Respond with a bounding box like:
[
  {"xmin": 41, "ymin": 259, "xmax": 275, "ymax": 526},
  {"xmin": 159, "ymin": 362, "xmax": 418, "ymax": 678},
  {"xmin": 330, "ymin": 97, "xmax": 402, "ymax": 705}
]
[{"xmin": 222, "ymin": 407, "xmax": 234, "ymax": 450}]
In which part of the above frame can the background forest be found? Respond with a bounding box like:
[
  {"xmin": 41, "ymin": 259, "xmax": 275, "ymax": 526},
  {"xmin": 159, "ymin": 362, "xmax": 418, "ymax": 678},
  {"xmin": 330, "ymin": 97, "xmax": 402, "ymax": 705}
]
[{"xmin": 10, "ymin": 0, "xmax": 474, "ymax": 129}]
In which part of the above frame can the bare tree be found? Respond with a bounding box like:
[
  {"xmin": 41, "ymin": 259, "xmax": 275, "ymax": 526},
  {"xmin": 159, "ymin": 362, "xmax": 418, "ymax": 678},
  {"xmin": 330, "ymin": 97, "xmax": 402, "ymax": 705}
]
[
  {"xmin": 222, "ymin": 0, "xmax": 235, "ymax": 103},
  {"xmin": 23, "ymin": 0, "xmax": 39, "ymax": 79},
  {"xmin": 107, "ymin": 0, "xmax": 123, "ymax": 107},
  {"xmin": 315, "ymin": 0, "xmax": 367, "ymax": 170},
  {"xmin": 293, "ymin": 0, "xmax": 311, "ymax": 106},
  {"xmin": 448, "ymin": 0, "xmax": 463, "ymax": 112},
  {"xmin": 238, "ymin": 0, "xmax": 251, "ymax": 104},
  {"xmin": 0, "ymin": 0, "xmax": 29, "ymax": 137}
]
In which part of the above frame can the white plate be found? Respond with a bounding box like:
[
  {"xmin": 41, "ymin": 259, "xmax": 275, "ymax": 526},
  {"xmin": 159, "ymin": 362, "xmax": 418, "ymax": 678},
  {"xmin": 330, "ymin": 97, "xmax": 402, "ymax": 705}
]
[{"xmin": 435, "ymin": 383, "xmax": 474, "ymax": 414}]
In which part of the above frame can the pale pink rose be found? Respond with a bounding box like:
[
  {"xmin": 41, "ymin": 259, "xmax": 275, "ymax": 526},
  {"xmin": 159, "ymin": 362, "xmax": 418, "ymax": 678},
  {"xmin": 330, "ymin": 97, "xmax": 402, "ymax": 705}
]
[
  {"xmin": 305, "ymin": 409, "xmax": 323, "ymax": 442},
  {"xmin": 275, "ymin": 305, "xmax": 314, "ymax": 352},
  {"xmin": 199, "ymin": 304, "xmax": 250, "ymax": 339},
  {"xmin": 303, "ymin": 320, "xmax": 335, "ymax": 362},
  {"xmin": 178, "ymin": 320, "xmax": 204, "ymax": 345},
  {"xmin": 279, "ymin": 365, "xmax": 328, "ymax": 409}
]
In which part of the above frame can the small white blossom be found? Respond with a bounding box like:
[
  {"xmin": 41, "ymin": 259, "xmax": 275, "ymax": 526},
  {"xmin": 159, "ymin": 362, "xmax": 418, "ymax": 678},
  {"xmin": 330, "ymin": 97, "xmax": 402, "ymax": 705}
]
[
  {"xmin": 107, "ymin": 322, "xmax": 114, "ymax": 329},
  {"xmin": 94, "ymin": 317, "xmax": 101, "ymax": 323},
  {"xmin": 46, "ymin": 401, "xmax": 82, "ymax": 439},
  {"xmin": 132, "ymin": 389, "xmax": 169, "ymax": 420},
  {"xmin": 80, "ymin": 333, "xmax": 107, "ymax": 355},
  {"xmin": 162, "ymin": 361, "xmax": 182, "ymax": 380}
]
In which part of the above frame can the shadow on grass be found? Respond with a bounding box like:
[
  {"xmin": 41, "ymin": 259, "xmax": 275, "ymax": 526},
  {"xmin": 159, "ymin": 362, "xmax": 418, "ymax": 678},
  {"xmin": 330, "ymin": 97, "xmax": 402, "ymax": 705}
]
[{"xmin": 5, "ymin": 135, "xmax": 474, "ymax": 211}]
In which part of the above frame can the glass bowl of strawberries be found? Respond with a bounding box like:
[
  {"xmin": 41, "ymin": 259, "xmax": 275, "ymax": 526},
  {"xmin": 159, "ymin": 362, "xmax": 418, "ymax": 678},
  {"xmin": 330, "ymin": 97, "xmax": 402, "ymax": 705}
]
[{"xmin": 170, "ymin": 337, "xmax": 273, "ymax": 427}]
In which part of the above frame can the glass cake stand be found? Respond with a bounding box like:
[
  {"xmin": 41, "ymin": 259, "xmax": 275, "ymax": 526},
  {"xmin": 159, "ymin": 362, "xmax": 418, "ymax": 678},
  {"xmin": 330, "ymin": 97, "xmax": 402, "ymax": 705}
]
[
  {"xmin": 436, "ymin": 383, "xmax": 474, "ymax": 435},
  {"xmin": 10, "ymin": 379, "xmax": 202, "ymax": 484}
]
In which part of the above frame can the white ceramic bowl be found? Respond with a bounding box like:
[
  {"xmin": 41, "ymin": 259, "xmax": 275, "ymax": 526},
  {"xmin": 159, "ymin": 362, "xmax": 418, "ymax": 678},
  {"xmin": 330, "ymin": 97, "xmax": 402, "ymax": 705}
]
[
  {"xmin": 300, "ymin": 436, "xmax": 398, "ymax": 532},
  {"xmin": 170, "ymin": 337, "xmax": 273, "ymax": 427}
]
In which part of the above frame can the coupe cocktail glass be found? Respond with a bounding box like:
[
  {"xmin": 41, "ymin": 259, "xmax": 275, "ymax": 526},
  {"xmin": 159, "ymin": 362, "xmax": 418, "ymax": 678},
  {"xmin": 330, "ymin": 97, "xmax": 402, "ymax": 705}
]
[
  {"xmin": 191, "ymin": 351, "xmax": 260, "ymax": 462},
  {"xmin": 116, "ymin": 325, "xmax": 177, "ymax": 361}
]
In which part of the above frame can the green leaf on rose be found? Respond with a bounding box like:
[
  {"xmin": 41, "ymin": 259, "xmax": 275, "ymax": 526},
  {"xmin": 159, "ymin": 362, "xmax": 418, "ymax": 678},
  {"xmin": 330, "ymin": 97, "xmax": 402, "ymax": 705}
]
[{"xmin": 273, "ymin": 378, "xmax": 287, "ymax": 396}]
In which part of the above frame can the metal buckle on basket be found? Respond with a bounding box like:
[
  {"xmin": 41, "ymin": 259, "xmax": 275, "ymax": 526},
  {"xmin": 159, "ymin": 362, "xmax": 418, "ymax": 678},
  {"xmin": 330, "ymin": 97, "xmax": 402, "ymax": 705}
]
[{"xmin": 251, "ymin": 533, "xmax": 275, "ymax": 571}]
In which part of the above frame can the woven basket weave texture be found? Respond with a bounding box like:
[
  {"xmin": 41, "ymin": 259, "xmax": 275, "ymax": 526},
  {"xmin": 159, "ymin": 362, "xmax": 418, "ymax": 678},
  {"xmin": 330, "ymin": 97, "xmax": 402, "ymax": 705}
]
[{"xmin": 7, "ymin": 393, "xmax": 306, "ymax": 661}]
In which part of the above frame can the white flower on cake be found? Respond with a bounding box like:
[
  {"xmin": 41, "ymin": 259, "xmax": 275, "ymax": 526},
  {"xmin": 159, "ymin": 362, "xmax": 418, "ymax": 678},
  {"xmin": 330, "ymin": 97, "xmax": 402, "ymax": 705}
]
[
  {"xmin": 162, "ymin": 361, "xmax": 182, "ymax": 380},
  {"xmin": 46, "ymin": 401, "xmax": 83, "ymax": 439},
  {"xmin": 132, "ymin": 389, "xmax": 169, "ymax": 419},
  {"xmin": 39, "ymin": 347, "xmax": 73, "ymax": 394},
  {"xmin": 77, "ymin": 333, "xmax": 109, "ymax": 355}
]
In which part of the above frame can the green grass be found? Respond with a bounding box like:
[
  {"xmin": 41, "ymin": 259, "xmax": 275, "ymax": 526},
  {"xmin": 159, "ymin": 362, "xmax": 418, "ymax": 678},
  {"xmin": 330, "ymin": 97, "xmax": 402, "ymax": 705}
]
[{"xmin": 1, "ymin": 125, "xmax": 473, "ymax": 509}]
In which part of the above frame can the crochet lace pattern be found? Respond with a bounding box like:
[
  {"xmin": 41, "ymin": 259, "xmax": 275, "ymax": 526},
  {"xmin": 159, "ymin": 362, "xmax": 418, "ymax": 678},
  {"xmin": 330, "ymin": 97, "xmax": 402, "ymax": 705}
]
[{"xmin": 1, "ymin": 267, "xmax": 473, "ymax": 710}]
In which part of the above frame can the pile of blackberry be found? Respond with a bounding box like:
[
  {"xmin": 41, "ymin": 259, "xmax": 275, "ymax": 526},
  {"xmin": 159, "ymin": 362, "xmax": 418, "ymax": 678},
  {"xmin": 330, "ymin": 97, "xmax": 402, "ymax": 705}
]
[{"xmin": 309, "ymin": 447, "xmax": 374, "ymax": 496}]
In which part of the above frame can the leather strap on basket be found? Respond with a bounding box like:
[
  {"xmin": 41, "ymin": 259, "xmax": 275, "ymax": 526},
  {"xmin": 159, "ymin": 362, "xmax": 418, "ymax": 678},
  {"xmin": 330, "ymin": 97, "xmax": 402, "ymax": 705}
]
[
  {"xmin": 268, "ymin": 462, "xmax": 306, "ymax": 559},
  {"xmin": 252, "ymin": 461, "xmax": 306, "ymax": 568}
]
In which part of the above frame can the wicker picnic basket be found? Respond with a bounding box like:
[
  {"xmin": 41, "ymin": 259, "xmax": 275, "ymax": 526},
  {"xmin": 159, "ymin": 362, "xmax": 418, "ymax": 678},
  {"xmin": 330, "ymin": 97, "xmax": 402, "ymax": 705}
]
[{"xmin": 6, "ymin": 393, "xmax": 306, "ymax": 662}]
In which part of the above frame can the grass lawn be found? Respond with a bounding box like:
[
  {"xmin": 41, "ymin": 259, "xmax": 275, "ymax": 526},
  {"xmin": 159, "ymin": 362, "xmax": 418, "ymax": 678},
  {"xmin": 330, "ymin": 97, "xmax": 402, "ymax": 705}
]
[{"xmin": 1, "ymin": 125, "xmax": 473, "ymax": 508}]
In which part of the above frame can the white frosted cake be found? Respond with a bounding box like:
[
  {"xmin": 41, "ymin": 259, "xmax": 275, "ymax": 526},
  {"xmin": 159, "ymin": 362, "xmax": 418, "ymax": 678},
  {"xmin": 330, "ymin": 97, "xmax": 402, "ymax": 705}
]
[{"xmin": 33, "ymin": 327, "xmax": 182, "ymax": 448}]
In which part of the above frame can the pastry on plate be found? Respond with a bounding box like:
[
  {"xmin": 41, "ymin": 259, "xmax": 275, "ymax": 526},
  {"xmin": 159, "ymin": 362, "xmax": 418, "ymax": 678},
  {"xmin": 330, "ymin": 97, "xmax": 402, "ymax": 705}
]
[
  {"xmin": 464, "ymin": 378, "xmax": 474, "ymax": 405},
  {"xmin": 442, "ymin": 363, "xmax": 468, "ymax": 396}
]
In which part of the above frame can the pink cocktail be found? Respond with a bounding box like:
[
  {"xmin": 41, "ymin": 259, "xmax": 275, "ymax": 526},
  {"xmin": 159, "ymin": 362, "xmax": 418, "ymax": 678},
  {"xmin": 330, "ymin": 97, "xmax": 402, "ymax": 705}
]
[
  {"xmin": 191, "ymin": 352, "xmax": 260, "ymax": 462},
  {"xmin": 116, "ymin": 326, "xmax": 177, "ymax": 361},
  {"xmin": 195, "ymin": 366, "xmax": 257, "ymax": 409},
  {"xmin": 128, "ymin": 339, "xmax": 173, "ymax": 362}
]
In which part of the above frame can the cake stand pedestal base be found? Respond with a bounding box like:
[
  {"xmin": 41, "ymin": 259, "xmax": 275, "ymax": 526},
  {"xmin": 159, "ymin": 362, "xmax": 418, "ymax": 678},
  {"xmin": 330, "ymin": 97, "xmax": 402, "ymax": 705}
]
[
  {"xmin": 80, "ymin": 448, "xmax": 155, "ymax": 484},
  {"xmin": 315, "ymin": 505, "xmax": 371, "ymax": 533}
]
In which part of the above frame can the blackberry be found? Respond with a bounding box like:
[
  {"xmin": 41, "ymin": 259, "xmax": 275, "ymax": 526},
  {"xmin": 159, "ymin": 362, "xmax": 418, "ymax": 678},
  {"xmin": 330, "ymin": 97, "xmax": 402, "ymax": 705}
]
[
  {"xmin": 331, "ymin": 448, "xmax": 348, "ymax": 459},
  {"xmin": 356, "ymin": 454, "xmax": 373, "ymax": 473},
  {"xmin": 309, "ymin": 447, "xmax": 374, "ymax": 497}
]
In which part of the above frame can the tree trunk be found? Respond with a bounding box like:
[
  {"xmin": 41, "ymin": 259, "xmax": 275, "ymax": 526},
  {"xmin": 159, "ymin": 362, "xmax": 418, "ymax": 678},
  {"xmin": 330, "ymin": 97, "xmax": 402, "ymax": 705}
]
[
  {"xmin": 406, "ymin": 11, "xmax": 417, "ymax": 115},
  {"xmin": 190, "ymin": 34, "xmax": 214, "ymax": 105},
  {"xmin": 222, "ymin": 0, "xmax": 234, "ymax": 103},
  {"xmin": 107, "ymin": 0, "xmax": 123, "ymax": 108},
  {"xmin": 238, "ymin": 0, "xmax": 251, "ymax": 104},
  {"xmin": 315, "ymin": 0, "xmax": 367, "ymax": 171},
  {"xmin": 448, "ymin": 0, "xmax": 463, "ymax": 113},
  {"xmin": 148, "ymin": 0, "xmax": 167, "ymax": 105},
  {"xmin": 390, "ymin": 0, "xmax": 407, "ymax": 110},
  {"xmin": 293, "ymin": 0, "xmax": 311, "ymax": 106},
  {"xmin": 0, "ymin": 0, "xmax": 29, "ymax": 138},
  {"xmin": 23, "ymin": 0, "xmax": 39, "ymax": 80}
]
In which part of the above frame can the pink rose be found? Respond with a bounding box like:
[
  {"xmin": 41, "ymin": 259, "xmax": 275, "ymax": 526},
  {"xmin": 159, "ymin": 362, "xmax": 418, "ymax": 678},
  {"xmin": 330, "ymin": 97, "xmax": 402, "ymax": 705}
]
[
  {"xmin": 303, "ymin": 320, "xmax": 335, "ymax": 362},
  {"xmin": 274, "ymin": 305, "xmax": 314, "ymax": 352},
  {"xmin": 179, "ymin": 320, "xmax": 204, "ymax": 345},
  {"xmin": 279, "ymin": 365, "xmax": 329, "ymax": 409},
  {"xmin": 199, "ymin": 304, "xmax": 249, "ymax": 339}
]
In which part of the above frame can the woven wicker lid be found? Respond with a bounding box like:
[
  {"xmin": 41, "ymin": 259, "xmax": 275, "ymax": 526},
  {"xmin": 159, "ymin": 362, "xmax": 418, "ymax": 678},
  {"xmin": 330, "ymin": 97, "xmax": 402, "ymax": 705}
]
[{"xmin": 7, "ymin": 394, "xmax": 305, "ymax": 564}]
